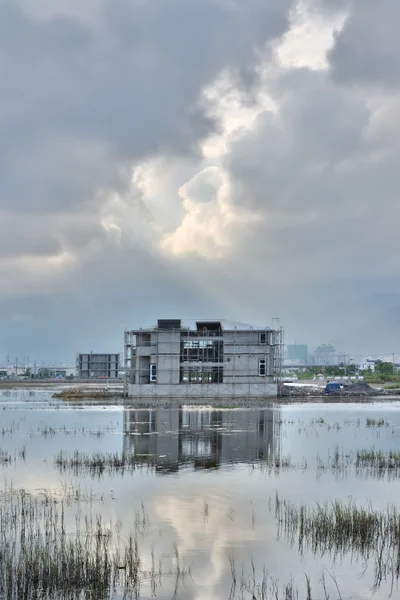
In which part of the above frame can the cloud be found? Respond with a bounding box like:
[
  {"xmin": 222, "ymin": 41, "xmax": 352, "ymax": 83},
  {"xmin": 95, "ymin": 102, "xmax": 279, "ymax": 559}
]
[
  {"xmin": 328, "ymin": 0, "xmax": 400, "ymax": 86},
  {"xmin": 157, "ymin": 26, "xmax": 400, "ymax": 353},
  {"xmin": 161, "ymin": 166, "xmax": 260, "ymax": 258},
  {"xmin": 0, "ymin": 0, "xmax": 294, "ymax": 289},
  {"xmin": 2, "ymin": 0, "xmax": 400, "ymax": 359},
  {"xmin": 0, "ymin": 0, "xmax": 294, "ymax": 208}
]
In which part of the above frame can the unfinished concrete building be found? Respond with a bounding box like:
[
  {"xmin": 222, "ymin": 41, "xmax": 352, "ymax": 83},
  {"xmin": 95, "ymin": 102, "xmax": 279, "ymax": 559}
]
[
  {"xmin": 124, "ymin": 319, "xmax": 283, "ymax": 399},
  {"xmin": 77, "ymin": 353, "xmax": 121, "ymax": 379}
]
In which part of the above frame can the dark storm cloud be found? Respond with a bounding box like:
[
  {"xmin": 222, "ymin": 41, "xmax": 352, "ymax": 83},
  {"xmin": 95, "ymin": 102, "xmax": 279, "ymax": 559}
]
[
  {"xmin": 0, "ymin": 0, "xmax": 293, "ymax": 212},
  {"xmin": 0, "ymin": 0, "xmax": 297, "ymax": 360}
]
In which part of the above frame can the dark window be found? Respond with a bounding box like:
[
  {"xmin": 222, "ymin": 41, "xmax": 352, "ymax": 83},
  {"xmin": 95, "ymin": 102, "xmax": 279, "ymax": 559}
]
[
  {"xmin": 150, "ymin": 364, "xmax": 157, "ymax": 382},
  {"xmin": 180, "ymin": 339, "xmax": 223, "ymax": 363},
  {"xmin": 259, "ymin": 332, "xmax": 266, "ymax": 345},
  {"xmin": 259, "ymin": 358, "xmax": 266, "ymax": 376},
  {"xmin": 196, "ymin": 321, "xmax": 222, "ymax": 336},
  {"xmin": 180, "ymin": 366, "xmax": 223, "ymax": 384}
]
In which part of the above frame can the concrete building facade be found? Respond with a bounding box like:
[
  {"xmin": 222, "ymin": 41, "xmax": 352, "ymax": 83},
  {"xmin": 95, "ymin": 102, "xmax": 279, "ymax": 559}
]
[
  {"xmin": 77, "ymin": 353, "xmax": 121, "ymax": 379},
  {"xmin": 124, "ymin": 319, "xmax": 283, "ymax": 399}
]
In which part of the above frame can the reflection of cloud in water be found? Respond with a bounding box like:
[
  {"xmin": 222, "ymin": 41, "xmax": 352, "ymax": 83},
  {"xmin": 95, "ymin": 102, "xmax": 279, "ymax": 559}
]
[
  {"xmin": 123, "ymin": 407, "xmax": 282, "ymax": 473},
  {"xmin": 153, "ymin": 493, "xmax": 262, "ymax": 597}
]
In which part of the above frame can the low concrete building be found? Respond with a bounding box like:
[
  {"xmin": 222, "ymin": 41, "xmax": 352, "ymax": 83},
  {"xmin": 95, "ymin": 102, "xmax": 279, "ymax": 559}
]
[
  {"xmin": 77, "ymin": 353, "xmax": 121, "ymax": 379},
  {"xmin": 124, "ymin": 319, "xmax": 283, "ymax": 399}
]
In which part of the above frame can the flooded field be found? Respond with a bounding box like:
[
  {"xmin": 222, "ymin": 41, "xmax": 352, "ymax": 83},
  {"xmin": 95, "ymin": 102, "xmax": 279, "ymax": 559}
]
[{"xmin": 2, "ymin": 389, "xmax": 400, "ymax": 598}]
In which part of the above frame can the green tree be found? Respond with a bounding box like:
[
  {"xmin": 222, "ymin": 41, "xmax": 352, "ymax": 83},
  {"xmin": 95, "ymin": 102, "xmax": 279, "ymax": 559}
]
[{"xmin": 374, "ymin": 362, "xmax": 394, "ymax": 376}]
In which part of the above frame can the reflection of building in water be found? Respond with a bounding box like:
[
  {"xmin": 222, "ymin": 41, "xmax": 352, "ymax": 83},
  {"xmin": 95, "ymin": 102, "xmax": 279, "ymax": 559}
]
[{"xmin": 123, "ymin": 408, "xmax": 281, "ymax": 473}]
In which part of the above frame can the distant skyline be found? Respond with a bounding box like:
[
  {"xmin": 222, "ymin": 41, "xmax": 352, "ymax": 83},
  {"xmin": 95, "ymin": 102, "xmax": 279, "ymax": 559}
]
[{"xmin": 1, "ymin": 1, "xmax": 400, "ymax": 361}]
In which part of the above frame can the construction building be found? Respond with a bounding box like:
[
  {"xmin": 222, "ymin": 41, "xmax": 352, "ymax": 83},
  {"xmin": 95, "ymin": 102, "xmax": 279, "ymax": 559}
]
[
  {"xmin": 76, "ymin": 353, "xmax": 121, "ymax": 379},
  {"xmin": 124, "ymin": 319, "xmax": 283, "ymax": 399}
]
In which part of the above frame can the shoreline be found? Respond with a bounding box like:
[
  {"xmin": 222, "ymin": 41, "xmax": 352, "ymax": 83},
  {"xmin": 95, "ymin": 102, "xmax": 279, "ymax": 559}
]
[
  {"xmin": 52, "ymin": 391, "xmax": 400, "ymax": 407},
  {"xmin": 2, "ymin": 381, "xmax": 400, "ymax": 405}
]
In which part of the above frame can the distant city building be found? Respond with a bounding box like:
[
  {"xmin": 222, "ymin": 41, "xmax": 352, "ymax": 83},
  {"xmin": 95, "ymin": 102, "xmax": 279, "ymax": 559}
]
[
  {"xmin": 286, "ymin": 344, "xmax": 308, "ymax": 365},
  {"xmin": 358, "ymin": 357, "xmax": 376, "ymax": 372},
  {"xmin": 77, "ymin": 353, "xmax": 121, "ymax": 379},
  {"xmin": 37, "ymin": 366, "xmax": 75, "ymax": 378},
  {"xmin": 308, "ymin": 352, "xmax": 339, "ymax": 366},
  {"xmin": 124, "ymin": 319, "xmax": 283, "ymax": 399},
  {"xmin": 0, "ymin": 364, "xmax": 75, "ymax": 379}
]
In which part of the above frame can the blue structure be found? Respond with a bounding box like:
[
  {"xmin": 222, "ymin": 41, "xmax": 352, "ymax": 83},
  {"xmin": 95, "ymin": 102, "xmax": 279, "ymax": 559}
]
[{"xmin": 325, "ymin": 382, "xmax": 341, "ymax": 394}]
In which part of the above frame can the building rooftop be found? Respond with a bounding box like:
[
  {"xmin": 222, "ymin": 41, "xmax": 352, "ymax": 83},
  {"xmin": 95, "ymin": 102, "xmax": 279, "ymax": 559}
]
[{"xmin": 137, "ymin": 319, "xmax": 273, "ymax": 332}]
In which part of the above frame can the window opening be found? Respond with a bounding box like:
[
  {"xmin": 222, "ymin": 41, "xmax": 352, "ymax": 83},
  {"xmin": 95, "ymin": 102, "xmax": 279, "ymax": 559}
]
[
  {"xmin": 150, "ymin": 364, "xmax": 157, "ymax": 382},
  {"xmin": 259, "ymin": 358, "xmax": 266, "ymax": 376}
]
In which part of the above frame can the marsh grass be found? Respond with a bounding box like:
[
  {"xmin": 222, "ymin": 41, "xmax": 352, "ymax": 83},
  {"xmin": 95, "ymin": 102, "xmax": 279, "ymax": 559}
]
[
  {"xmin": 38, "ymin": 422, "xmax": 119, "ymax": 438},
  {"xmin": 228, "ymin": 557, "xmax": 344, "ymax": 600},
  {"xmin": 0, "ymin": 446, "xmax": 26, "ymax": 465},
  {"xmin": 0, "ymin": 449, "xmax": 11, "ymax": 463},
  {"xmin": 253, "ymin": 445, "xmax": 400, "ymax": 481},
  {"xmin": 357, "ymin": 448, "xmax": 400, "ymax": 468},
  {"xmin": 366, "ymin": 418, "xmax": 387, "ymax": 427},
  {"xmin": 317, "ymin": 447, "xmax": 400, "ymax": 479},
  {"xmin": 276, "ymin": 495, "xmax": 400, "ymax": 590},
  {"xmin": 249, "ymin": 454, "xmax": 307, "ymax": 474},
  {"xmin": 0, "ymin": 487, "xmax": 186, "ymax": 599},
  {"xmin": 54, "ymin": 450, "xmax": 141, "ymax": 476}
]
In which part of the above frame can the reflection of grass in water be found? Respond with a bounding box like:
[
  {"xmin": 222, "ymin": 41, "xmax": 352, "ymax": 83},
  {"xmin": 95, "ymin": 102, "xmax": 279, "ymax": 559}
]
[
  {"xmin": 0, "ymin": 487, "xmax": 187, "ymax": 599},
  {"xmin": 276, "ymin": 494, "xmax": 400, "ymax": 592}
]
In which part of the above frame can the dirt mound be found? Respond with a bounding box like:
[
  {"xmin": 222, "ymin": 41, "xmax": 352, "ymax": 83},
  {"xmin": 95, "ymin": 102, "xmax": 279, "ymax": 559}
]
[{"xmin": 344, "ymin": 381, "xmax": 375, "ymax": 394}]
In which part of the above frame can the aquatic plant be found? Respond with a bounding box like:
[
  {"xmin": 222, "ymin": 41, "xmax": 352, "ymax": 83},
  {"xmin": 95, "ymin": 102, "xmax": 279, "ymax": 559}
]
[
  {"xmin": 228, "ymin": 557, "xmax": 344, "ymax": 600},
  {"xmin": 0, "ymin": 449, "xmax": 11, "ymax": 463},
  {"xmin": 54, "ymin": 450, "xmax": 140, "ymax": 476},
  {"xmin": 276, "ymin": 494, "xmax": 400, "ymax": 591},
  {"xmin": 0, "ymin": 487, "xmax": 185, "ymax": 599},
  {"xmin": 366, "ymin": 418, "xmax": 387, "ymax": 427}
]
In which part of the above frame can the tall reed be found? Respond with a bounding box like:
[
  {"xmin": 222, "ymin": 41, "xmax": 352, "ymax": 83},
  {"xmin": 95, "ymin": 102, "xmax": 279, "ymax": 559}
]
[
  {"xmin": 276, "ymin": 494, "xmax": 400, "ymax": 590},
  {"xmin": 0, "ymin": 487, "xmax": 182, "ymax": 599}
]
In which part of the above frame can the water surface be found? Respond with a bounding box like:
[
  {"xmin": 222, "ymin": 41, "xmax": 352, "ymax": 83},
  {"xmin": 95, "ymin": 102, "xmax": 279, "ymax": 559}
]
[{"xmin": 2, "ymin": 388, "xmax": 400, "ymax": 598}]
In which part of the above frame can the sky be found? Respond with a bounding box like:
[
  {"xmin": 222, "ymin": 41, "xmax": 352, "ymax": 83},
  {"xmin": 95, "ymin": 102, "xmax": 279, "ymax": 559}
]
[{"xmin": 1, "ymin": 0, "xmax": 400, "ymax": 363}]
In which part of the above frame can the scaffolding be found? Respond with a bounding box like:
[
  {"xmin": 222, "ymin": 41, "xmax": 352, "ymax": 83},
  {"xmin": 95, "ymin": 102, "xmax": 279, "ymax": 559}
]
[
  {"xmin": 124, "ymin": 319, "xmax": 284, "ymax": 399},
  {"xmin": 271, "ymin": 318, "xmax": 284, "ymax": 394}
]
